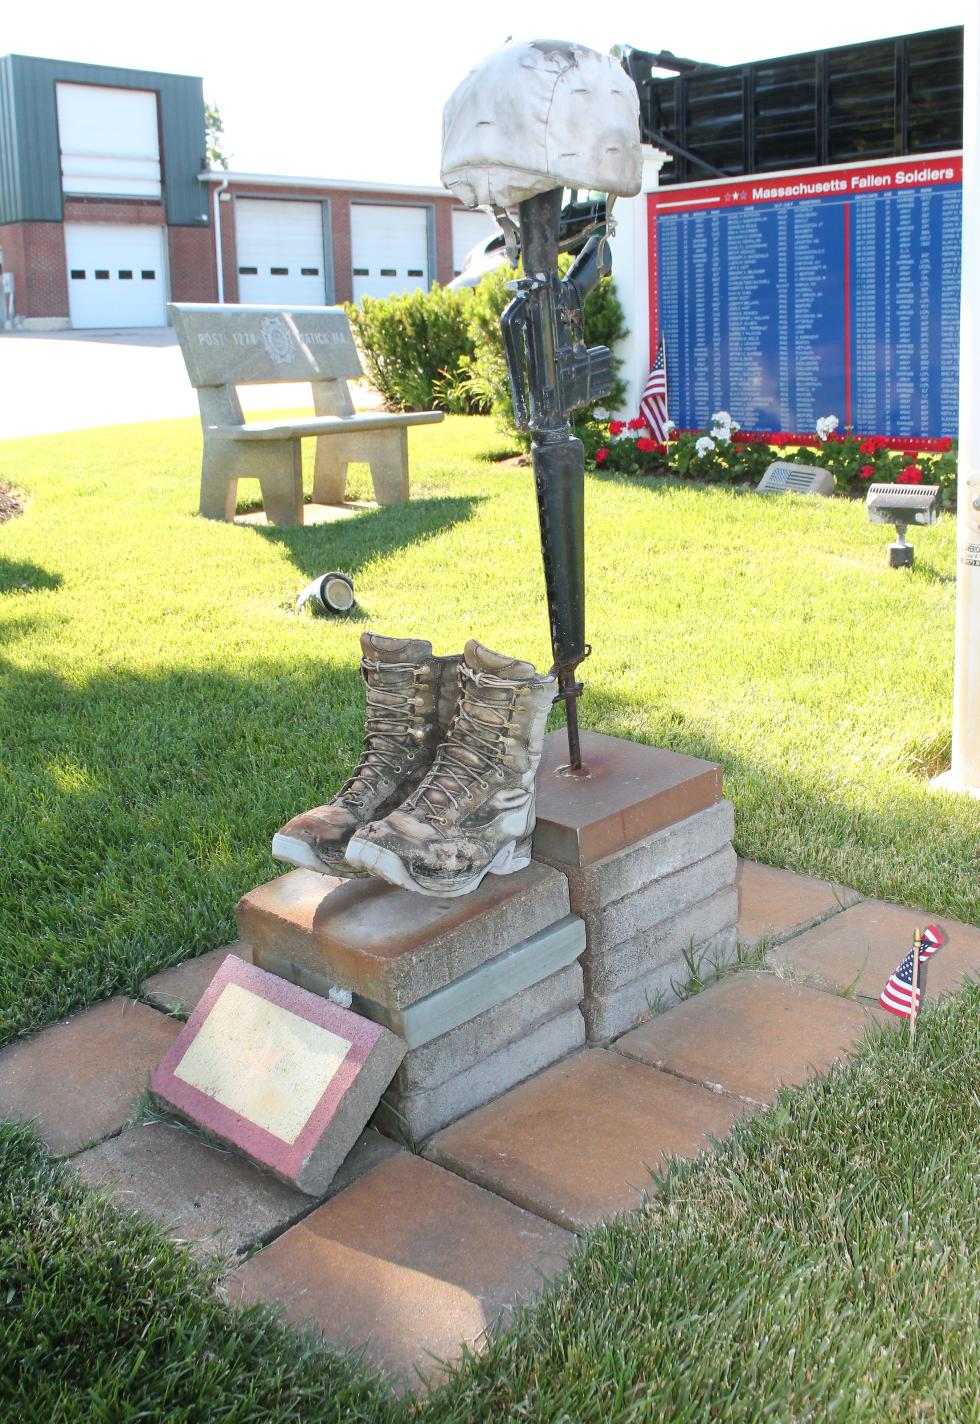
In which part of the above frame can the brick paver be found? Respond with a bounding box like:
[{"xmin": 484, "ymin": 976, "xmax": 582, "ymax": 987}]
[
  {"xmin": 0, "ymin": 998, "xmax": 179, "ymax": 1155},
  {"xmin": 141, "ymin": 942, "xmax": 252, "ymax": 1016},
  {"xmin": 426, "ymin": 1048, "xmax": 744, "ymax": 1232},
  {"xmin": 73, "ymin": 1120, "xmax": 312, "ymax": 1257},
  {"xmin": 769, "ymin": 899, "xmax": 980, "ymax": 998},
  {"xmin": 225, "ymin": 1151, "xmax": 573, "ymax": 1388},
  {"xmin": 613, "ymin": 973, "xmax": 888, "ymax": 1104},
  {"xmin": 737, "ymin": 859, "xmax": 862, "ymax": 946}
]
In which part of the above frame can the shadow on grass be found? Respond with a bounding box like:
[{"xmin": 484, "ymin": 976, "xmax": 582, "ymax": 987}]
[
  {"xmin": 245, "ymin": 494, "xmax": 484, "ymax": 585},
  {"xmin": 0, "ymin": 558, "xmax": 63, "ymax": 594},
  {"xmin": 3, "ymin": 647, "xmax": 978, "ymax": 1043}
]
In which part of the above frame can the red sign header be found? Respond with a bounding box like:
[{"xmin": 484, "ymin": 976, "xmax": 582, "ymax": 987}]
[{"xmin": 650, "ymin": 155, "xmax": 963, "ymax": 215}]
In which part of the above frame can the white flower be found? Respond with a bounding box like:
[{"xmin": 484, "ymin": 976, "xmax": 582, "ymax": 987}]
[
  {"xmin": 695, "ymin": 436, "xmax": 716, "ymax": 458},
  {"xmin": 665, "ymin": 419, "xmax": 676, "ymax": 432},
  {"xmin": 625, "ymin": 428, "xmax": 641, "ymax": 440},
  {"xmin": 592, "ymin": 406, "xmax": 610, "ymax": 422},
  {"xmin": 729, "ymin": 419, "xmax": 740, "ymax": 432},
  {"xmin": 815, "ymin": 414, "xmax": 839, "ymax": 442},
  {"xmin": 710, "ymin": 424, "xmax": 732, "ymax": 443}
]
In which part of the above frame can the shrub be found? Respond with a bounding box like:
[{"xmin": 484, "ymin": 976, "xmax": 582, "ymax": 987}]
[{"xmin": 345, "ymin": 285, "xmax": 480, "ymax": 413}]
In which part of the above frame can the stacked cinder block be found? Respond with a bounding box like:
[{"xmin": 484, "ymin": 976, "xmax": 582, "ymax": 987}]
[
  {"xmin": 237, "ymin": 862, "xmax": 586, "ymax": 1141},
  {"xmin": 532, "ymin": 731, "xmax": 739, "ymax": 1041}
]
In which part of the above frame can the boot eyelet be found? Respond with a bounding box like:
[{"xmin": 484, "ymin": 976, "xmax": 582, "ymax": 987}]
[{"xmin": 479, "ymin": 780, "xmax": 489, "ymax": 790}]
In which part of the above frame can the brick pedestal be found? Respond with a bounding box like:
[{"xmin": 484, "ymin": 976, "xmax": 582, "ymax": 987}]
[
  {"xmin": 533, "ymin": 731, "xmax": 739, "ymax": 1040},
  {"xmin": 238, "ymin": 862, "xmax": 585, "ymax": 1141}
]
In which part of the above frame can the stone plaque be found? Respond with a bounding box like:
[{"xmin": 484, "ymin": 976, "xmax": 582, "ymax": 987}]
[{"xmin": 152, "ymin": 955, "xmax": 405, "ymax": 1195}]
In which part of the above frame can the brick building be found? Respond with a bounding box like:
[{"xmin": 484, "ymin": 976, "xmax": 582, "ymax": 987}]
[{"xmin": 0, "ymin": 54, "xmax": 495, "ymax": 330}]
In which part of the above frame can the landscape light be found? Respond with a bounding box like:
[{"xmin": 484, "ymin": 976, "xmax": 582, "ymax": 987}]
[
  {"xmin": 295, "ymin": 571, "xmax": 356, "ymax": 614},
  {"xmin": 866, "ymin": 483, "xmax": 939, "ymax": 567}
]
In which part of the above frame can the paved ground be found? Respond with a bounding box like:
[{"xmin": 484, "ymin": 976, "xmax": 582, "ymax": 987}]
[
  {"xmin": 3, "ymin": 859, "xmax": 979, "ymax": 1391},
  {"xmin": 0, "ymin": 328, "xmax": 380, "ymax": 439}
]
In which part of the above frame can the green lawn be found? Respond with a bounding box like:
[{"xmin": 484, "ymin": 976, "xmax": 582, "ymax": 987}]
[{"xmin": 2, "ymin": 413, "xmax": 979, "ymax": 1417}]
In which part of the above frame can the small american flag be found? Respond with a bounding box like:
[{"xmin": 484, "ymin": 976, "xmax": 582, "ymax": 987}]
[
  {"xmin": 640, "ymin": 338, "xmax": 669, "ymax": 443},
  {"xmin": 878, "ymin": 924, "xmax": 946, "ymax": 1019}
]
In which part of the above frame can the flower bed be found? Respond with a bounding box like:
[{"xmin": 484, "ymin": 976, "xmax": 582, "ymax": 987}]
[{"xmin": 585, "ymin": 411, "xmax": 958, "ymax": 508}]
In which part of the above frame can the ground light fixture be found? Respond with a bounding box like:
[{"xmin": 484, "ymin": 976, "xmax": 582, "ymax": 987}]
[
  {"xmin": 866, "ymin": 483, "xmax": 940, "ymax": 567},
  {"xmin": 295, "ymin": 571, "xmax": 356, "ymax": 614}
]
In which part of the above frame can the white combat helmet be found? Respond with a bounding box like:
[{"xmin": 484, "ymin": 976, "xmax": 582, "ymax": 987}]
[{"xmin": 441, "ymin": 39, "xmax": 642, "ymax": 211}]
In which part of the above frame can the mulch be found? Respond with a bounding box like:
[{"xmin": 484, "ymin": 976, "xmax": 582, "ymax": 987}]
[{"xmin": 0, "ymin": 482, "xmax": 24, "ymax": 523}]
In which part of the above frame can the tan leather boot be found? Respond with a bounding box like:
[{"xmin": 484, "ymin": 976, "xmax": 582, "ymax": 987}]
[
  {"xmin": 345, "ymin": 640, "xmax": 556, "ymax": 896},
  {"xmin": 272, "ymin": 633, "xmax": 460, "ymax": 876}
]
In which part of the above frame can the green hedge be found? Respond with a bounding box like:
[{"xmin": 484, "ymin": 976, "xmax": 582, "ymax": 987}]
[{"xmin": 346, "ymin": 260, "xmax": 628, "ymax": 444}]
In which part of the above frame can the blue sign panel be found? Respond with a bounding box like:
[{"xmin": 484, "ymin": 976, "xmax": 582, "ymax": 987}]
[{"xmin": 649, "ymin": 156, "xmax": 962, "ymax": 442}]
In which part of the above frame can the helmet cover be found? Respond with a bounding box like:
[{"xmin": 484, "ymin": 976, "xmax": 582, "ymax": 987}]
[{"xmin": 441, "ymin": 39, "xmax": 642, "ymax": 210}]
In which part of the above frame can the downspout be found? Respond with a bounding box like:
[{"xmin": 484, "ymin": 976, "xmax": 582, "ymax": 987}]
[{"xmin": 213, "ymin": 176, "xmax": 230, "ymax": 303}]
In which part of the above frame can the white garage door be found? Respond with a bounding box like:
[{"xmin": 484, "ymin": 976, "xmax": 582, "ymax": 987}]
[
  {"xmin": 65, "ymin": 224, "xmax": 167, "ymax": 328},
  {"xmin": 235, "ymin": 199, "xmax": 327, "ymax": 305},
  {"xmin": 350, "ymin": 204, "xmax": 428, "ymax": 302},
  {"xmin": 452, "ymin": 209, "xmax": 499, "ymax": 276}
]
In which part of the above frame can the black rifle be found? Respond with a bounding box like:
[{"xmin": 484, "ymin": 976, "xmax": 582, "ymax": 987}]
[{"xmin": 500, "ymin": 187, "xmax": 614, "ymax": 771}]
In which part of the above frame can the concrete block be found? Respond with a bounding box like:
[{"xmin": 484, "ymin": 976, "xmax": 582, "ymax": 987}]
[
  {"xmin": 533, "ymin": 730, "xmax": 723, "ymax": 867},
  {"xmin": 543, "ymin": 802, "xmax": 735, "ymax": 914},
  {"xmin": 584, "ymin": 926, "xmax": 739, "ymax": 1041},
  {"xmin": 242, "ymin": 862, "xmax": 570, "ymax": 1010},
  {"xmin": 586, "ymin": 886, "xmax": 739, "ymax": 996},
  {"xmin": 377, "ymin": 1007, "xmax": 586, "ymax": 1142},
  {"xmin": 225, "ymin": 1152, "xmax": 573, "ymax": 1388},
  {"xmin": 152, "ymin": 956, "xmax": 405, "ymax": 1197},
  {"xmin": 396, "ymin": 962, "xmax": 584, "ymax": 1094},
  {"xmin": 262, "ymin": 915, "xmax": 586, "ymax": 1049},
  {"xmin": 592, "ymin": 846, "xmax": 737, "ymax": 952}
]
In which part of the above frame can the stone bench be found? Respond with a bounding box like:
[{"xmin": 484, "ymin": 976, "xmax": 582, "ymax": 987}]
[{"xmin": 169, "ymin": 303, "xmax": 444, "ymax": 525}]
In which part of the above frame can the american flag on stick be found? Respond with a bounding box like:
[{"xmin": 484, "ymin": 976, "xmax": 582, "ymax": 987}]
[
  {"xmin": 878, "ymin": 924, "xmax": 945, "ymax": 1023},
  {"xmin": 639, "ymin": 337, "xmax": 669, "ymax": 443}
]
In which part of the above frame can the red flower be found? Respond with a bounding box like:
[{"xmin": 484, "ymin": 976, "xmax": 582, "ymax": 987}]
[
  {"xmin": 859, "ymin": 440, "xmax": 876, "ymax": 455},
  {"xmin": 594, "ymin": 447, "xmax": 609, "ymax": 465},
  {"xmin": 627, "ymin": 417, "xmax": 648, "ymax": 430},
  {"xmin": 858, "ymin": 464, "xmax": 875, "ymax": 479},
  {"xmin": 608, "ymin": 420, "xmax": 626, "ymax": 436},
  {"xmin": 636, "ymin": 436, "xmax": 657, "ymax": 453},
  {"xmin": 902, "ymin": 451, "xmax": 918, "ymax": 464},
  {"xmin": 898, "ymin": 466, "xmax": 923, "ymax": 485}
]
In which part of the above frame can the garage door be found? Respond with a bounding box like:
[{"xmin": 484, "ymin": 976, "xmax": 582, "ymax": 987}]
[
  {"xmin": 350, "ymin": 204, "xmax": 428, "ymax": 302},
  {"xmin": 65, "ymin": 224, "xmax": 167, "ymax": 329},
  {"xmin": 452, "ymin": 209, "xmax": 499, "ymax": 276},
  {"xmin": 235, "ymin": 199, "xmax": 327, "ymax": 305}
]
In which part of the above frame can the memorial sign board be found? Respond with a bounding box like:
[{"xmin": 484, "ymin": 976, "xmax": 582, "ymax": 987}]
[{"xmin": 650, "ymin": 153, "xmax": 962, "ymax": 442}]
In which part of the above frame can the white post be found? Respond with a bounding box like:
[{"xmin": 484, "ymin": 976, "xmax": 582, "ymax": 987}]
[
  {"xmin": 608, "ymin": 145, "xmax": 669, "ymax": 418},
  {"xmin": 932, "ymin": 15, "xmax": 980, "ymax": 800}
]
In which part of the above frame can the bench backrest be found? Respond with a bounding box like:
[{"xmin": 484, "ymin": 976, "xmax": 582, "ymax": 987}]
[{"xmin": 169, "ymin": 303, "xmax": 363, "ymax": 388}]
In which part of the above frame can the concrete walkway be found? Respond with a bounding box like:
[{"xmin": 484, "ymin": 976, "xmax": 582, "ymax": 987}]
[
  {"xmin": 2, "ymin": 859, "xmax": 979, "ymax": 1391},
  {"xmin": 0, "ymin": 328, "xmax": 380, "ymax": 439}
]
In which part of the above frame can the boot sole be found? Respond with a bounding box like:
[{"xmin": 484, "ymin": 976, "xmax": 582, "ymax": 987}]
[
  {"xmin": 271, "ymin": 832, "xmax": 368, "ymax": 879},
  {"xmin": 343, "ymin": 835, "xmax": 532, "ymax": 897}
]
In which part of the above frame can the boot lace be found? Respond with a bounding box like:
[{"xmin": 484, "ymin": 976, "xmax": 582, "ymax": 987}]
[
  {"xmin": 409, "ymin": 667, "xmax": 519, "ymax": 820},
  {"xmin": 340, "ymin": 658, "xmax": 424, "ymax": 809}
]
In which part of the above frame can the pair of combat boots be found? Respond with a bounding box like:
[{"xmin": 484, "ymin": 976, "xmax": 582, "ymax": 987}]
[{"xmin": 273, "ymin": 633, "xmax": 558, "ymax": 898}]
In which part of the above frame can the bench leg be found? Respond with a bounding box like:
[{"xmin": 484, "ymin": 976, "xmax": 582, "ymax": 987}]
[
  {"xmin": 200, "ymin": 453, "xmax": 238, "ymax": 521},
  {"xmin": 312, "ymin": 440, "xmax": 348, "ymax": 504},
  {"xmin": 368, "ymin": 427, "xmax": 410, "ymax": 505},
  {"xmin": 258, "ymin": 441, "xmax": 305, "ymax": 526}
]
